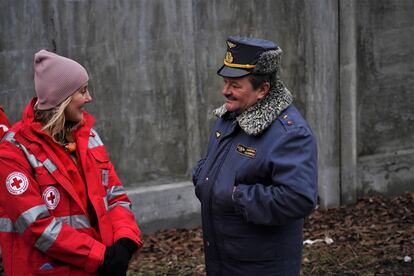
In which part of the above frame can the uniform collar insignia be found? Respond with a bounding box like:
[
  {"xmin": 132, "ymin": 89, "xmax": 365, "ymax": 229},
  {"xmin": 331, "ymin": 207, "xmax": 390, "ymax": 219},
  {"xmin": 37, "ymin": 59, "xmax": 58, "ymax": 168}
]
[{"xmin": 227, "ymin": 41, "xmax": 237, "ymax": 48}]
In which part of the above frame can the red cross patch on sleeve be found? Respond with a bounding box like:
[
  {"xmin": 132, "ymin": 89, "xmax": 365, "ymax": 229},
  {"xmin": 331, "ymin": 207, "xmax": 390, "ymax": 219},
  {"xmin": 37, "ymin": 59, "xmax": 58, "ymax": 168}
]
[
  {"xmin": 42, "ymin": 186, "xmax": 60, "ymax": 210},
  {"xmin": 6, "ymin": 172, "xmax": 29, "ymax": 195}
]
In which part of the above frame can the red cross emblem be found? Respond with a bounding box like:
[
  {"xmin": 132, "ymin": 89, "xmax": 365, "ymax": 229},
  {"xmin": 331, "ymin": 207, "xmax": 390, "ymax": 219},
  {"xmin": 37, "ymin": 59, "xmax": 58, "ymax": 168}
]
[
  {"xmin": 12, "ymin": 178, "xmax": 22, "ymax": 189},
  {"xmin": 42, "ymin": 187, "xmax": 60, "ymax": 210},
  {"xmin": 47, "ymin": 192, "xmax": 56, "ymax": 203},
  {"xmin": 6, "ymin": 172, "xmax": 28, "ymax": 195}
]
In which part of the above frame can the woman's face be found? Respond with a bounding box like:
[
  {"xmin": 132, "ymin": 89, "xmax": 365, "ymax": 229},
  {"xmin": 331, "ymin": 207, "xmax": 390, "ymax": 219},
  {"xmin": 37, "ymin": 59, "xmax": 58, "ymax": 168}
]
[{"xmin": 64, "ymin": 85, "xmax": 92, "ymax": 123}]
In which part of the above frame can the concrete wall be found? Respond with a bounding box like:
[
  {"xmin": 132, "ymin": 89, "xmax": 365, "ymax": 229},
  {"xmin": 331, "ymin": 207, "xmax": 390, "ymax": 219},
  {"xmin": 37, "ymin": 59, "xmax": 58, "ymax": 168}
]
[
  {"xmin": 355, "ymin": 0, "xmax": 414, "ymax": 196},
  {"xmin": 1, "ymin": 0, "xmax": 413, "ymax": 232},
  {"xmin": 1, "ymin": 0, "xmax": 198, "ymax": 186}
]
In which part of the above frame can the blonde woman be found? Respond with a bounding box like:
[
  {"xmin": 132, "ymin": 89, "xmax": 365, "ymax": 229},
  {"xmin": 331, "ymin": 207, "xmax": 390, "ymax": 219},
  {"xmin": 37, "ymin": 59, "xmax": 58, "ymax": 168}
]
[{"xmin": 0, "ymin": 50, "xmax": 142, "ymax": 275}]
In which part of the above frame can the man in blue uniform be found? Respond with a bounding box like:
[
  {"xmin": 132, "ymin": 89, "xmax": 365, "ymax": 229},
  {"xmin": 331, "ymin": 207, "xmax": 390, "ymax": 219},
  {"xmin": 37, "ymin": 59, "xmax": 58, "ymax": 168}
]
[{"xmin": 192, "ymin": 36, "xmax": 318, "ymax": 275}]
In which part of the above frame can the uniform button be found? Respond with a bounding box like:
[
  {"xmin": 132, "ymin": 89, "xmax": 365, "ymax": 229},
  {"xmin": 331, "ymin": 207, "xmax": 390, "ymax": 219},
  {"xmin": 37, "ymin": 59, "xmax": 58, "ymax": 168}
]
[
  {"xmin": 206, "ymin": 241, "xmax": 210, "ymax": 247},
  {"xmin": 287, "ymin": 120, "xmax": 294, "ymax": 126},
  {"xmin": 205, "ymin": 177, "xmax": 209, "ymax": 181},
  {"xmin": 283, "ymin": 114, "xmax": 288, "ymax": 119}
]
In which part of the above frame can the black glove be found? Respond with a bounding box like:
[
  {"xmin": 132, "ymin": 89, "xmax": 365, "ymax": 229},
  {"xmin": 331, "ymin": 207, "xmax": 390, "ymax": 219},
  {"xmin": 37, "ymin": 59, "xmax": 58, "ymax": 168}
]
[
  {"xmin": 98, "ymin": 238, "xmax": 138, "ymax": 276},
  {"xmin": 117, "ymin": 238, "xmax": 138, "ymax": 257}
]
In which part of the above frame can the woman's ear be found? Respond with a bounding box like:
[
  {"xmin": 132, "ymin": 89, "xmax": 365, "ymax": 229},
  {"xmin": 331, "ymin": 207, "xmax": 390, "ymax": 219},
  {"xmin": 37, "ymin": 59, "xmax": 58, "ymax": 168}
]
[{"xmin": 257, "ymin": 82, "xmax": 270, "ymax": 100}]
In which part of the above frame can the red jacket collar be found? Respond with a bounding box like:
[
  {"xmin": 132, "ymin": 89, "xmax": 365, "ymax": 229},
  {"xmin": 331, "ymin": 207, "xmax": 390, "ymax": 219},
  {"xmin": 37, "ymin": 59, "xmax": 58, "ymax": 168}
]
[{"xmin": 20, "ymin": 97, "xmax": 96, "ymax": 140}]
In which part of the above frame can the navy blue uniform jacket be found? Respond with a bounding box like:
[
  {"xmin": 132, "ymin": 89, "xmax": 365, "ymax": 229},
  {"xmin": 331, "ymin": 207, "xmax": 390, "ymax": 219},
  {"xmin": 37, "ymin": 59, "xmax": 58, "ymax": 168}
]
[{"xmin": 193, "ymin": 102, "xmax": 318, "ymax": 276}]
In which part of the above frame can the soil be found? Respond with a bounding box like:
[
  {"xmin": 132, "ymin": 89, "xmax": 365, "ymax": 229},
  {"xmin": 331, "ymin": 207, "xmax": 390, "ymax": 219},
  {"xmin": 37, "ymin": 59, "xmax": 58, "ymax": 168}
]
[{"xmin": 128, "ymin": 192, "xmax": 414, "ymax": 275}]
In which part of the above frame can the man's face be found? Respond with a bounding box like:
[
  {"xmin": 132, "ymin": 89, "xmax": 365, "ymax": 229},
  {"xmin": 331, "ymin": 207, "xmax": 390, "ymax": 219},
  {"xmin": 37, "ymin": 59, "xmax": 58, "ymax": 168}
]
[{"xmin": 221, "ymin": 76, "xmax": 268, "ymax": 114}]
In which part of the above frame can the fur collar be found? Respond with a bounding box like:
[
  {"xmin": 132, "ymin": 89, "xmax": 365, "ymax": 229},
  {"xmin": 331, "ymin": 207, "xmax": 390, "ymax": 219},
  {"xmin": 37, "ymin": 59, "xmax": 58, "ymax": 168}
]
[{"xmin": 213, "ymin": 82, "xmax": 293, "ymax": 136}]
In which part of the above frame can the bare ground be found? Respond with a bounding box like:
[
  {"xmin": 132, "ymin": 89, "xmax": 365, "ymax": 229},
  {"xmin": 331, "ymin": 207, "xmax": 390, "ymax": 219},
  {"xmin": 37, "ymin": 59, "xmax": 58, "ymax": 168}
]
[{"xmin": 128, "ymin": 192, "xmax": 414, "ymax": 275}]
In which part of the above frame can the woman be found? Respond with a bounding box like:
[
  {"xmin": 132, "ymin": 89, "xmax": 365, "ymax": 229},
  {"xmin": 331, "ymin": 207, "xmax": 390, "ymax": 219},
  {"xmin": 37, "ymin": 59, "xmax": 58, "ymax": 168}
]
[{"xmin": 0, "ymin": 50, "xmax": 142, "ymax": 275}]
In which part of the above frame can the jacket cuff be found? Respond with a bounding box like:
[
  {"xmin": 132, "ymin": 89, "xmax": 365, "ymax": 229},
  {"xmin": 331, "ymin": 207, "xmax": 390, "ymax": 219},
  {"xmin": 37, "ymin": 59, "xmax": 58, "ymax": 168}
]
[{"xmin": 85, "ymin": 240, "xmax": 106, "ymax": 273}]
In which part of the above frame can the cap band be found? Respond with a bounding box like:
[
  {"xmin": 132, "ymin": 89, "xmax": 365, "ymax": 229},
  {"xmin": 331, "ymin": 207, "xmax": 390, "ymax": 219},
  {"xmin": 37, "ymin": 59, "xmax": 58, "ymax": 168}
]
[{"xmin": 223, "ymin": 60, "xmax": 256, "ymax": 69}]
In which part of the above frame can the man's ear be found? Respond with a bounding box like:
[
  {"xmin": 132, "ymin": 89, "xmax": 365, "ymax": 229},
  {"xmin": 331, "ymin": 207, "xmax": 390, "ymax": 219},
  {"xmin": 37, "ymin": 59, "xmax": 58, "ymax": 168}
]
[{"xmin": 257, "ymin": 82, "xmax": 270, "ymax": 100}]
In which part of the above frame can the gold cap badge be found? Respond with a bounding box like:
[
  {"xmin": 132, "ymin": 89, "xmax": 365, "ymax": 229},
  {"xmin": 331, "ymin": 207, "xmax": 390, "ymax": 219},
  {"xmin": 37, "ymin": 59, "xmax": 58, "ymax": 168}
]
[{"xmin": 224, "ymin": 51, "xmax": 233, "ymax": 64}]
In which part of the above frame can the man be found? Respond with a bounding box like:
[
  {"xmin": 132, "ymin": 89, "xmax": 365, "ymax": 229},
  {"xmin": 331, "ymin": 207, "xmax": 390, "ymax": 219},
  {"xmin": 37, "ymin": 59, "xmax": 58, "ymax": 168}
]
[
  {"xmin": 0, "ymin": 106, "xmax": 11, "ymax": 139},
  {"xmin": 192, "ymin": 36, "xmax": 318, "ymax": 275}
]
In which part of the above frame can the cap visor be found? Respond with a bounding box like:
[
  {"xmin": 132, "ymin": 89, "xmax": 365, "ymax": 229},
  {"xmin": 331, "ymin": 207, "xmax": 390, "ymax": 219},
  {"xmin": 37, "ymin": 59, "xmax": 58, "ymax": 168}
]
[{"xmin": 217, "ymin": 65, "xmax": 250, "ymax": 78}]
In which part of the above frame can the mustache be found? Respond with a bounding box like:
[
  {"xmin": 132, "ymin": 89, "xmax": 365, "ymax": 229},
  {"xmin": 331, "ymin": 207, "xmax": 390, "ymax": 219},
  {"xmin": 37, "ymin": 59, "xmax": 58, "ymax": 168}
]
[{"xmin": 225, "ymin": 95, "xmax": 237, "ymax": 101}]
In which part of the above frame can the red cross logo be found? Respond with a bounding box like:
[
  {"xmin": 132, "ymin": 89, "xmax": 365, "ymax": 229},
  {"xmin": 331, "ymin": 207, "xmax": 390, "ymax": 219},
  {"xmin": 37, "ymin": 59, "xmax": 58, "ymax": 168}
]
[
  {"xmin": 12, "ymin": 178, "xmax": 22, "ymax": 189},
  {"xmin": 43, "ymin": 187, "xmax": 60, "ymax": 210},
  {"xmin": 6, "ymin": 172, "xmax": 29, "ymax": 195},
  {"xmin": 47, "ymin": 192, "xmax": 56, "ymax": 204}
]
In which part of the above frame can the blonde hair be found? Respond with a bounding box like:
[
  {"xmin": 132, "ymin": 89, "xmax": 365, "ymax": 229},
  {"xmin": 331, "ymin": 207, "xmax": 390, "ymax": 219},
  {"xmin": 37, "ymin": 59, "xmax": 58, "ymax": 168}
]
[{"xmin": 34, "ymin": 95, "xmax": 78, "ymax": 144}]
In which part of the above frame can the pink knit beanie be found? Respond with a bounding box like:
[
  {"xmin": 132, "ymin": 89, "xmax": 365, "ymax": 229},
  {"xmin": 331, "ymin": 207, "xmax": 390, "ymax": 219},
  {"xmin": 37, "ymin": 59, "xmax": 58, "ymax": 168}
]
[{"xmin": 34, "ymin": 49, "xmax": 89, "ymax": 110}]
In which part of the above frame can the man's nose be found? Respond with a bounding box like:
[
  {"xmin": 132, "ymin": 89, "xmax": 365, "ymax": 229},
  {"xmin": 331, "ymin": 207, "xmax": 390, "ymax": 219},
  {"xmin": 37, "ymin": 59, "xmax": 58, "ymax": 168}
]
[{"xmin": 222, "ymin": 84, "xmax": 231, "ymax": 96}]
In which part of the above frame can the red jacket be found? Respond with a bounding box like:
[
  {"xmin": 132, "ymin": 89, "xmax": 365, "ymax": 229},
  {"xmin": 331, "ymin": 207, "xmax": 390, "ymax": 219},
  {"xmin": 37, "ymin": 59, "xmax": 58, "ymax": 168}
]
[
  {"xmin": 0, "ymin": 106, "xmax": 11, "ymax": 139},
  {"xmin": 0, "ymin": 99, "xmax": 142, "ymax": 275}
]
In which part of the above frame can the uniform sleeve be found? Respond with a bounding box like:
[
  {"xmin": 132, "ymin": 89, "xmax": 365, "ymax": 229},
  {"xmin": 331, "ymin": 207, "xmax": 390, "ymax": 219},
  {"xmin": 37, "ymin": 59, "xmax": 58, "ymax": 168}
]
[
  {"xmin": 233, "ymin": 126, "xmax": 318, "ymax": 225},
  {"xmin": 192, "ymin": 157, "xmax": 206, "ymax": 185},
  {"xmin": 0, "ymin": 157, "xmax": 106, "ymax": 273},
  {"xmin": 192, "ymin": 121, "xmax": 218, "ymax": 186},
  {"xmin": 104, "ymin": 161, "xmax": 143, "ymax": 250}
]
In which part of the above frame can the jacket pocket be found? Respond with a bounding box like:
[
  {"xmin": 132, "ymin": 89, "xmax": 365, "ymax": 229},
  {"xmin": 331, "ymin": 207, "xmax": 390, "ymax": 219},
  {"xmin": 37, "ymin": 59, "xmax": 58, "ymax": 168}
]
[
  {"xmin": 211, "ymin": 173, "xmax": 237, "ymax": 214},
  {"xmin": 219, "ymin": 214, "xmax": 279, "ymax": 261},
  {"xmin": 89, "ymin": 147, "xmax": 110, "ymax": 187},
  {"xmin": 14, "ymin": 245, "xmax": 70, "ymax": 275},
  {"xmin": 223, "ymin": 235, "xmax": 277, "ymax": 261},
  {"xmin": 89, "ymin": 146, "xmax": 110, "ymax": 163},
  {"xmin": 34, "ymin": 264, "xmax": 70, "ymax": 275}
]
